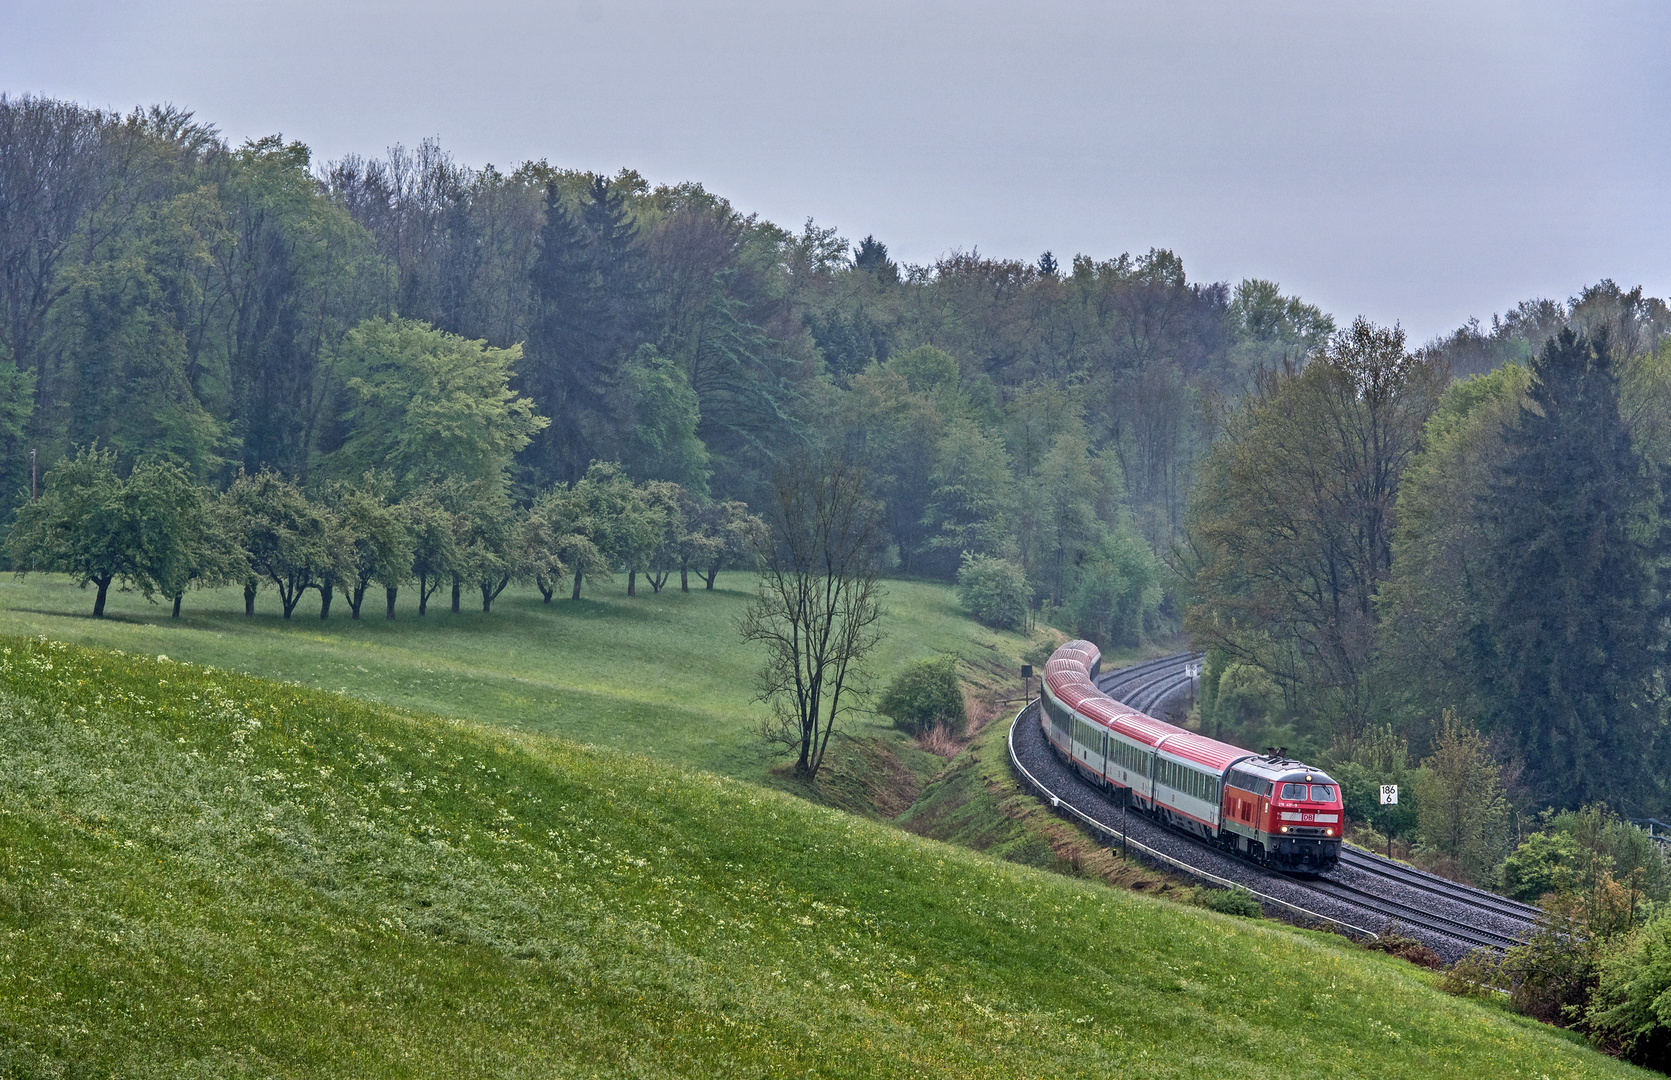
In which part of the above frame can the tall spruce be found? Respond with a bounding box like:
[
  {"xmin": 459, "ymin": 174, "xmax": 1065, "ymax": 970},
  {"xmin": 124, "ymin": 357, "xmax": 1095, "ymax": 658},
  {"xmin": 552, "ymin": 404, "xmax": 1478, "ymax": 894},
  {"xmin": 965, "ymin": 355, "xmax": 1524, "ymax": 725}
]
[
  {"xmin": 521, "ymin": 182, "xmax": 596, "ymax": 488},
  {"xmin": 1472, "ymin": 329, "xmax": 1668, "ymax": 810},
  {"xmin": 520, "ymin": 176, "xmax": 648, "ymax": 489},
  {"xmin": 578, "ymin": 174, "xmax": 647, "ymax": 357}
]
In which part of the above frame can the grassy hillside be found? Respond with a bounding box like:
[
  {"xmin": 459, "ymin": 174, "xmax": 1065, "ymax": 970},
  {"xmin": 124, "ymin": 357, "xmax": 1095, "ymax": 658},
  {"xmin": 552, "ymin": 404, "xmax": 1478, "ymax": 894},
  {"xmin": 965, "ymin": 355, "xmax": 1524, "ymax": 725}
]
[
  {"xmin": 0, "ymin": 638, "xmax": 1642, "ymax": 1077},
  {"xmin": 0, "ymin": 573, "xmax": 1033, "ymax": 792}
]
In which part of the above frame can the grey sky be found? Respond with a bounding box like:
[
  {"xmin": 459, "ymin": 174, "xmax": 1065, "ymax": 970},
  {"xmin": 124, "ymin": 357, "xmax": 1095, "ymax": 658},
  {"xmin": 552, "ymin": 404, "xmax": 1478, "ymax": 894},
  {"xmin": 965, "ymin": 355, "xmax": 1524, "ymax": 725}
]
[{"xmin": 7, "ymin": 1, "xmax": 1667, "ymax": 341}]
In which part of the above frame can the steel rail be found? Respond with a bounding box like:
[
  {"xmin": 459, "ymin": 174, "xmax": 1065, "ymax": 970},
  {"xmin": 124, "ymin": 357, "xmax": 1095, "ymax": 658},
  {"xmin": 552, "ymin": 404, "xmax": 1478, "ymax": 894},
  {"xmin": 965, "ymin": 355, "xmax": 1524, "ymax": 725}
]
[
  {"xmin": 1299, "ymin": 877, "xmax": 1520, "ymax": 953},
  {"xmin": 1095, "ymin": 653, "xmax": 1198, "ymax": 699},
  {"xmin": 1336, "ymin": 848, "xmax": 1542, "ymax": 925},
  {"xmin": 1005, "ymin": 696, "xmax": 1381, "ymax": 942},
  {"xmin": 1071, "ymin": 654, "xmax": 1527, "ymax": 952},
  {"xmin": 1125, "ymin": 671, "xmax": 1196, "ymax": 715}
]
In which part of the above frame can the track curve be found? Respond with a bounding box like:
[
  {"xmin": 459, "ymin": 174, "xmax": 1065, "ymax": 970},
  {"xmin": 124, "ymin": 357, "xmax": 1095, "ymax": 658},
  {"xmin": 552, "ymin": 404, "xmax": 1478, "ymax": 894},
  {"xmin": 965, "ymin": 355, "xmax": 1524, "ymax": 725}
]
[{"xmin": 1007, "ymin": 651, "xmax": 1542, "ymax": 963}]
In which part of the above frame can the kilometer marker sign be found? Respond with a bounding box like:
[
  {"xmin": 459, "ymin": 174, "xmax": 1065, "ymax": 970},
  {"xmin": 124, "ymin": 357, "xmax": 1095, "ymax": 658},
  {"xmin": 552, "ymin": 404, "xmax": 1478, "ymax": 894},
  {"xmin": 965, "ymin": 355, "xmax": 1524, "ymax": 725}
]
[{"xmin": 1380, "ymin": 784, "xmax": 1399, "ymax": 805}]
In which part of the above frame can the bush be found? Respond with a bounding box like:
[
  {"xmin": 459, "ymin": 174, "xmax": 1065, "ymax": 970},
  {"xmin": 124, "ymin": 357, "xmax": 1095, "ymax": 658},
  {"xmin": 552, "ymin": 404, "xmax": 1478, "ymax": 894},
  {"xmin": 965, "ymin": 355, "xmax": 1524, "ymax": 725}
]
[
  {"xmin": 1439, "ymin": 950, "xmax": 1503, "ymax": 996},
  {"xmin": 1586, "ymin": 908, "xmax": 1671, "ymax": 1068},
  {"xmin": 1365, "ymin": 931, "xmax": 1442, "ymax": 969},
  {"xmin": 877, "ymin": 656, "xmax": 967, "ymax": 736},
  {"xmin": 1197, "ymin": 888, "xmax": 1262, "ymax": 918},
  {"xmin": 1548, "ymin": 805, "xmax": 1671, "ymax": 902},
  {"xmin": 1501, "ymin": 831, "xmax": 1585, "ymax": 902},
  {"xmin": 957, "ymin": 553, "xmax": 1029, "ymax": 631}
]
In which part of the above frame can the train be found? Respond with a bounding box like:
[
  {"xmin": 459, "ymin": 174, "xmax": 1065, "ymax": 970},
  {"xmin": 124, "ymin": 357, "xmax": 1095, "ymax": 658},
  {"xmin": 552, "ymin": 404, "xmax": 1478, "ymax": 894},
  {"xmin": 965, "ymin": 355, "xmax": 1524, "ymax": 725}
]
[{"xmin": 1041, "ymin": 639, "xmax": 1343, "ymax": 872}]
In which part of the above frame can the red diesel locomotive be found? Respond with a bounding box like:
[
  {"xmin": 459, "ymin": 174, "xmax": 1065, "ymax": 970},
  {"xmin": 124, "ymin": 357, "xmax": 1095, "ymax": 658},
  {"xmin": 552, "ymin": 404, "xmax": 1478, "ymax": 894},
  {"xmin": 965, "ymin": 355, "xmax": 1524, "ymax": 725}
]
[{"xmin": 1041, "ymin": 639, "xmax": 1343, "ymax": 871}]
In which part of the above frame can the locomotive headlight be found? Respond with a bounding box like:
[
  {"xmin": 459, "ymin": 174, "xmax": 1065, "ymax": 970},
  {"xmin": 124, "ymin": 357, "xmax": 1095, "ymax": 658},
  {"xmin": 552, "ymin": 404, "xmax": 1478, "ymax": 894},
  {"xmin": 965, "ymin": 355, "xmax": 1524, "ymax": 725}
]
[
  {"xmin": 1325, "ymin": 828, "xmax": 1334, "ymax": 836},
  {"xmin": 1280, "ymin": 826, "xmax": 1289, "ymax": 833}
]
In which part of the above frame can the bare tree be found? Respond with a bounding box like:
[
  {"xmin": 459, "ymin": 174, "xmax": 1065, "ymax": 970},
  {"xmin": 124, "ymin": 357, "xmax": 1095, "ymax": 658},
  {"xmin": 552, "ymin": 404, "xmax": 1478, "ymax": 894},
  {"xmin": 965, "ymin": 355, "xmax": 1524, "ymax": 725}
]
[{"xmin": 739, "ymin": 454, "xmax": 885, "ymax": 779}]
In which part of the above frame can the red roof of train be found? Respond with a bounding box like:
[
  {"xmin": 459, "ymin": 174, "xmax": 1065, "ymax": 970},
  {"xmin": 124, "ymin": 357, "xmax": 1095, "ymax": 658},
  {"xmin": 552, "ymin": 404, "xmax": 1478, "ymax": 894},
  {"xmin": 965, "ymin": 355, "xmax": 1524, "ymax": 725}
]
[
  {"xmin": 1154, "ymin": 730, "xmax": 1250, "ymax": 772},
  {"xmin": 1046, "ymin": 639, "xmax": 1251, "ymax": 772}
]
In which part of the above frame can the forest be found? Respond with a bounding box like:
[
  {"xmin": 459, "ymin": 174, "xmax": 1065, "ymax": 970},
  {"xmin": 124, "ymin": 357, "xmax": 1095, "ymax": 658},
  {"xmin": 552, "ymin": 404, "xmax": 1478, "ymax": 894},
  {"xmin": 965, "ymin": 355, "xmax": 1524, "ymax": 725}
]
[{"xmin": 6, "ymin": 92, "xmax": 1671, "ymax": 832}]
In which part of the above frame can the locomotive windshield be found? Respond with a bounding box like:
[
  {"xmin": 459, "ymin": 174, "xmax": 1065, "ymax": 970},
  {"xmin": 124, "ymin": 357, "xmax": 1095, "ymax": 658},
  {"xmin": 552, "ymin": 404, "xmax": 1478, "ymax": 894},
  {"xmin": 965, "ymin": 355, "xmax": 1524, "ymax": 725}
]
[
  {"xmin": 1310, "ymin": 784, "xmax": 1336, "ymax": 802},
  {"xmin": 1279, "ymin": 782, "xmax": 1307, "ymax": 800}
]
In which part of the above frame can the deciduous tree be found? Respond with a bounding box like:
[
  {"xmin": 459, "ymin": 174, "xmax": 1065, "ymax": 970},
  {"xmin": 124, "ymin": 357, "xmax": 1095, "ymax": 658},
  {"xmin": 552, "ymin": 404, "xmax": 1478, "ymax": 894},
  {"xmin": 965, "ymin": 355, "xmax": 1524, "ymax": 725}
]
[
  {"xmin": 401, "ymin": 488, "xmax": 456, "ymax": 616},
  {"xmin": 1181, "ymin": 319, "xmax": 1447, "ymax": 735},
  {"xmin": 6, "ymin": 447, "xmax": 200, "ymax": 617},
  {"xmin": 221, "ymin": 469, "xmax": 332, "ymax": 619},
  {"xmin": 328, "ymin": 478, "xmax": 411, "ymax": 619},
  {"xmin": 330, "ymin": 316, "xmax": 547, "ymax": 492},
  {"xmin": 739, "ymin": 454, "xmax": 884, "ymax": 779},
  {"xmin": 1415, "ymin": 710, "xmax": 1511, "ymax": 884}
]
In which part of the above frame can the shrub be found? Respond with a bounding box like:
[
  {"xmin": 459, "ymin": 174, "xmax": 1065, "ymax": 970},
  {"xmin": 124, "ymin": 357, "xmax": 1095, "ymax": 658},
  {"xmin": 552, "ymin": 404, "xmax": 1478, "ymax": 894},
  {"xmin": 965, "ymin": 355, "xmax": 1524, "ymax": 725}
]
[
  {"xmin": 1365, "ymin": 931, "xmax": 1442, "ymax": 970},
  {"xmin": 1439, "ymin": 950, "xmax": 1503, "ymax": 996},
  {"xmin": 1197, "ymin": 888, "xmax": 1262, "ymax": 918},
  {"xmin": 877, "ymin": 656, "xmax": 967, "ymax": 736},
  {"xmin": 1586, "ymin": 908, "xmax": 1671, "ymax": 1068},
  {"xmin": 1546, "ymin": 804, "xmax": 1671, "ymax": 902},
  {"xmin": 956, "ymin": 553, "xmax": 1029, "ymax": 630},
  {"xmin": 1501, "ymin": 831, "xmax": 1585, "ymax": 902}
]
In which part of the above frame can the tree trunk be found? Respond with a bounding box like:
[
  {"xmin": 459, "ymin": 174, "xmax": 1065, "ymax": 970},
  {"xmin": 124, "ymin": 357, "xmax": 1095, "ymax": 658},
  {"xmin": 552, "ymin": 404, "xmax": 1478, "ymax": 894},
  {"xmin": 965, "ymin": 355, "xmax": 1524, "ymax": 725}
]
[
  {"xmin": 171, "ymin": 594, "xmax": 182, "ymax": 618},
  {"xmin": 572, "ymin": 567, "xmax": 583, "ymax": 600},
  {"xmin": 348, "ymin": 584, "xmax": 365, "ymax": 619},
  {"xmin": 628, "ymin": 569, "xmax": 636, "ymax": 597},
  {"xmin": 537, "ymin": 575, "xmax": 553, "ymax": 603},
  {"xmin": 92, "ymin": 576, "xmax": 111, "ymax": 618},
  {"xmin": 482, "ymin": 583, "xmax": 493, "ymax": 613},
  {"xmin": 386, "ymin": 586, "xmax": 398, "ymax": 620},
  {"xmin": 451, "ymin": 575, "xmax": 461, "ymax": 614},
  {"xmin": 244, "ymin": 581, "xmax": 257, "ymax": 616},
  {"xmin": 680, "ymin": 560, "xmax": 689, "ymax": 592},
  {"xmin": 704, "ymin": 568, "xmax": 719, "ymax": 590},
  {"xmin": 418, "ymin": 575, "xmax": 429, "ymax": 616},
  {"xmin": 319, "ymin": 582, "xmax": 333, "ymax": 620}
]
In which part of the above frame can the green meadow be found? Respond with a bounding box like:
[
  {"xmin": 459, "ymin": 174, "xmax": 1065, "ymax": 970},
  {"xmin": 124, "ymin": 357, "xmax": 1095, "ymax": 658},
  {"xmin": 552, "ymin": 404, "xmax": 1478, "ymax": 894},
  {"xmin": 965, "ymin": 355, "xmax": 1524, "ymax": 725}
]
[
  {"xmin": 0, "ymin": 637, "xmax": 1643, "ymax": 1078},
  {"xmin": 0, "ymin": 572, "xmax": 1034, "ymax": 791}
]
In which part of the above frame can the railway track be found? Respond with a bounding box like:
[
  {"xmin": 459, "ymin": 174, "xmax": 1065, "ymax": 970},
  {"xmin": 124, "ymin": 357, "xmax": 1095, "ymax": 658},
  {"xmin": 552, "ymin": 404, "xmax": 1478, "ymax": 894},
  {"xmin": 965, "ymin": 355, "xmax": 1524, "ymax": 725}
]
[
  {"xmin": 1010, "ymin": 650, "xmax": 1540, "ymax": 959},
  {"xmin": 1299, "ymin": 876, "xmax": 1522, "ymax": 952},
  {"xmin": 1335, "ymin": 847, "xmax": 1542, "ymax": 925}
]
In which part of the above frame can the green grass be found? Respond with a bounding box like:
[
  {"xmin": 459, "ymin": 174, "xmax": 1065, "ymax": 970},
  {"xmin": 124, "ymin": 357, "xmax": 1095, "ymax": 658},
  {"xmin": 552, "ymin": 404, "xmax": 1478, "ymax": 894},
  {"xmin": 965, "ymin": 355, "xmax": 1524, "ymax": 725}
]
[
  {"xmin": 0, "ymin": 573, "xmax": 1030, "ymax": 791},
  {"xmin": 0, "ymin": 637, "xmax": 1641, "ymax": 1077}
]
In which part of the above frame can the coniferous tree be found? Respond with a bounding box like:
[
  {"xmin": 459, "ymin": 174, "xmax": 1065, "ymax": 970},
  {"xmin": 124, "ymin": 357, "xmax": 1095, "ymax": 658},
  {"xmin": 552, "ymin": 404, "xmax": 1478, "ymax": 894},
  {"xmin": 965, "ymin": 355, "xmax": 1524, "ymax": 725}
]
[
  {"xmin": 1472, "ymin": 329, "xmax": 1669, "ymax": 810},
  {"xmin": 520, "ymin": 182, "xmax": 596, "ymax": 487},
  {"xmin": 579, "ymin": 174, "xmax": 647, "ymax": 358},
  {"xmin": 852, "ymin": 236, "xmax": 898, "ymax": 284},
  {"xmin": 519, "ymin": 177, "xmax": 650, "ymax": 489}
]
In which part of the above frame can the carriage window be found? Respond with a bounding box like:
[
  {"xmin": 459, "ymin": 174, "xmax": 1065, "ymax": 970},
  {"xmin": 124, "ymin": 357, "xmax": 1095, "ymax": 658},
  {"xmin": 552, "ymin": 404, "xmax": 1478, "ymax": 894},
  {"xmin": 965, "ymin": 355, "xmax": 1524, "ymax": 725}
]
[
  {"xmin": 1280, "ymin": 783, "xmax": 1307, "ymax": 800},
  {"xmin": 1310, "ymin": 785, "xmax": 1335, "ymax": 802}
]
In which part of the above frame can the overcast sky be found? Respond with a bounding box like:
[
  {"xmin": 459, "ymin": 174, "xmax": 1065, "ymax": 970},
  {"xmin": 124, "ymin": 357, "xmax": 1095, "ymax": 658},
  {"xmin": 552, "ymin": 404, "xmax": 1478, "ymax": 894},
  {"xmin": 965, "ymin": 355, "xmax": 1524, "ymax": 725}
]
[{"xmin": 7, "ymin": 1, "xmax": 1668, "ymax": 341}]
